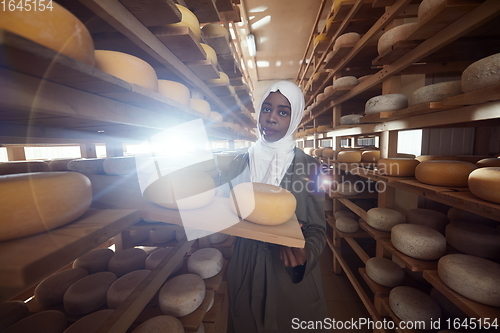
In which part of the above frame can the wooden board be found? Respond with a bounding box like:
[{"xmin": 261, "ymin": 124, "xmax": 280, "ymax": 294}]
[
  {"xmin": 119, "ymin": 0, "xmax": 182, "ymax": 26},
  {"xmin": 382, "ymin": 241, "xmax": 438, "ymax": 272},
  {"xmin": 359, "ymin": 268, "xmax": 392, "ymax": 296},
  {"xmin": 208, "ymin": 83, "xmax": 233, "ymax": 96},
  {"xmin": 87, "ymin": 174, "xmax": 306, "ymax": 248},
  {"xmin": 437, "ymin": 191, "xmax": 500, "ymax": 222},
  {"xmin": 443, "ymin": 83, "xmax": 500, "ymax": 107},
  {"xmin": 390, "ymin": 179, "xmax": 470, "ymax": 197},
  {"xmin": 184, "ymin": 0, "xmax": 220, "ymax": 23},
  {"xmin": 186, "ymin": 60, "xmax": 220, "ymax": 80},
  {"xmin": 0, "ymin": 209, "xmax": 140, "ymax": 301},
  {"xmin": 218, "ymin": 54, "xmax": 243, "ymax": 78},
  {"xmin": 372, "ymin": 40, "xmax": 422, "ymax": 66},
  {"xmin": 359, "ymin": 222, "xmax": 391, "ymax": 241},
  {"xmin": 360, "ymin": 102, "xmax": 457, "ymax": 123},
  {"xmin": 204, "ymin": 34, "xmax": 233, "ymax": 56},
  {"xmin": 324, "ymin": 44, "xmax": 356, "ymax": 69},
  {"xmin": 151, "ymin": 25, "xmax": 207, "ymax": 62},
  {"xmin": 423, "ymin": 270, "xmax": 500, "ymax": 321}
]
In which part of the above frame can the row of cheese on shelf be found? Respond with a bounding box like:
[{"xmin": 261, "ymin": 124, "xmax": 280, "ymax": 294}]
[
  {"xmin": 0, "ymin": 243, "xmax": 225, "ymax": 332},
  {"xmin": 333, "ymin": 207, "xmax": 500, "ymax": 313}
]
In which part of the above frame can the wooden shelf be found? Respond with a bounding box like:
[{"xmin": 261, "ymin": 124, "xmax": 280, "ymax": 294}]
[
  {"xmin": 0, "ymin": 209, "xmax": 141, "ymax": 302},
  {"xmin": 380, "ymin": 297, "xmax": 429, "ymax": 333},
  {"xmin": 423, "ymin": 270, "xmax": 500, "ymax": 321},
  {"xmin": 359, "ymin": 222, "xmax": 391, "ymax": 241},
  {"xmin": 382, "ymin": 241, "xmax": 438, "ymax": 272},
  {"xmin": 360, "ymin": 102, "xmax": 458, "ymax": 123},
  {"xmin": 359, "ymin": 268, "xmax": 392, "ymax": 297}
]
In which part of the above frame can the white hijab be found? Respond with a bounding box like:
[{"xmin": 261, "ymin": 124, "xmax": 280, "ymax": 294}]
[{"xmin": 248, "ymin": 81, "xmax": 305, "ymax": 186}]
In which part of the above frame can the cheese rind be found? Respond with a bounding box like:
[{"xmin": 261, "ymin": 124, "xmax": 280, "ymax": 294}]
[
  {"xmin": 377, "ymin": 158, "xmax": 419, "ymax": 177},
  {"xmin": 361, "ymin": 150, "xmax": 380, "ymax": 163},
  {"xmin": 190, "ymin": 98, "xmax": 212, "ymax": 117},
  {"xmin": 461, "ymin": 52, "xmax": 500, "ymax": 93},
  {"xmin": 158, "ymin": 80, "xmax": 191, "ymax": 106},
  {"xmin": 200, "ymin": 43, "xmax": 218, "ymax": 66},
  {"xmin": 406, "ymin": 208, "xmax": 449, "ymax": 234},
  {"xmin": 0, "ymin": 172, "xmax": 92, "ymax": 241},
  {"xmin": 107, "ymin": 270, "xmax": 151, "ymax": 309},
  {"xmin": 145, "ymin": 247, "xmax": 183, "ymax": 274},
  {"xmin": 159, "ymin": 274, "xmax": 206, "ymax": 317},
  {"xmin": 391, "ymin": 223, "xmax": 446, "ymax": 260},
  {"xmin": 68, "ymin": 158, "xmax": 106, "ymax": 174},
  {"xmin": 377, "ymin": 23, "xmax": 418, "ymax": 55},
  {"xmin": 446, "ymin": 221, "xmax": 500, "ymax": 260},
  {"xmin": 476, "ymin": 158, "xmax": 500, "ymax": 167},
  {"xmin": 188, "ymin": 248, "xmax": 224, "ymax": 279},
  {"xmin": 169, "ymin": 4, "xmax": 202, "ymax": 41},
  {"xmin": 335, "ymin": 217, "xmax": 359, "ymax": 233},
  {"xmin": 73, "ymin": 248, "xmax": 115, "ymax": 274},
  {"xmin": 365, "ymin": 94, "xmax": 408, "ymax": 114},
  {"xmin": 339, "ymin": 114, "xmax": 363, "ymax": 125},
  {"xmin": 389, "ymin": 286, "xmax": 441, "ymax": 330},
  {"xmin": 366, "ymin": 208, "xmax": 405, "ymax": 232},
  {"xmin": 332, "ymin": 76, "xmax": 358, "ymax": 89},
  {"xmin": 409, "ymin": 80, "xmax": 462, "ymax": 106},
  {"xmin": 337, "ymin": 151, "xmax": 362, "ymax": 163},
  {"xmin": 365, "ymin": 257, "xmax": 404, "ymax": 288},
  {"xmin": 131, "ymin": 315, "xmax": 184, "ymax": 333},
  {"xmin": 333, "ymin": 32, "xmax": 360, "ymax": 51},
  {"xmin": 0, "ymin": 161, "xmax": 49, "ymax": 175},
  {"xmin": 415, "ymin": 160, "xmax": 477, "ymax": 187},
  {"xmin": 468, "ymin": 167, "xmax": 500, "ymax": 204},
  {"xmin": 108, "ymin": 248, "xmax": 147, "ymax": 277},
  {"xmin": 35, "ymin": 268, "xmax": 89, "ymax": 306}
]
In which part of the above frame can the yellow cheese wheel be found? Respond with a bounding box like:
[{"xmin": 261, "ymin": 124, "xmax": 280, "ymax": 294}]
[
  {"xmin": 377, "ymin": 158, "xmax": 419, "ymax": 177},
  {"xmin": 0, "ymin": 161, "xmax": 49, "ymax": 175},
  {"xmin": 169, "ymin": 4, "xmax": 202, "ymax": 41},
  {"xmin": 337, "ymin": 151, "xmax": 362, "ymax": 163},
  {"xmin": 0, "ymin": 172, "xmax": 92, "ymax": 241},
  {"xmin": 468, "ymin": 167, "xmax": 500, "ymax": 204},
  {"xmin": 476, "ymin": 157, "xmax": 500, "ymax": 167},
  {"xmin": 456, "ymin": 155, "xmax": 489, "ymax": 164},
  {"xmin": 361, "ymin": 150, "xmax": 381, "ymax": 163},
  {"xmin": 94, "ymin": 50, "xmax": 159, "ymax": 92},
  {"xmin": 190, "ymin": 98, "xmax": 211, "ymax": 117},
  {"xmin": 202, "ymin": 23, "xmax": 230, "ymax": 39},
  {"xmin": 209, "ymin": 111, "xmax": 224, "ymax": 123},
  {"xmin": 229, "ymin": 182, "xmax": 297, "ymax": 226},
  {"xmin": 415, "ymin": 160, "xmax": 477, "ymax": 187},
  {"xmin": 144, "ymin": 168, "xmax": 216, "ymax": 210},
  {"xmin": 200, "ymin": 43, "xmax": 218, "ymax": 66},
  {"xmin": 48, "ymin": 158, "xmax": 76, "ymax": 171},
  {"xmin": 416, "ymin": 155, "xmax": 458, "ymax": 162},
  {"xmin": 322, "ymin": 148, "xmax": 335, "ymax": 158},
  {"xmin": 314, "ymin": 148, "xmax": 325, "ymax": 157},
  {"xmin": 206, "ymin": 71, "xmax": 230, "ymax": 86},
  {"xmin": 0, "ymin": 2, "xmax": 95, "ymax": 66},
  {"xmin": 187, "ymin": 248, "xmax": 224, "ymax": 279},
  {"xmin": 158, "ymin": 80, "xmax": 191, "ymax": 106}
]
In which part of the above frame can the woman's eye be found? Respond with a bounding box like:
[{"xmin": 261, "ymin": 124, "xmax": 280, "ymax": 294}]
[
  {"xmin": 279, "ymin": 110, "xmax": 289, "ymax": 117},
  {"xmin": 261, "ymin": 107, "xmax": 271, "ymax": 113}
]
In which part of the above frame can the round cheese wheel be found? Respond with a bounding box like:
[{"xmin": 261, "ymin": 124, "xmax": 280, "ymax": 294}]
[
  {"xmin": 438, "ymin": 254, "xmax": 500, "ymax": 307},
  {"xmin": 365, "ymin": 257, "xmax": 404, "ymax": 288},
  {"xmin": 377, "ymin": 158, "xmax": 419, "ymax": 177},
  {"xmin": 322, "ymin": 148, "xmax": 335, "ymax": 158},
  {"xmin": 200, "ymin": 43, "xmax": 217, "ymax": 66},
  {"xmin": 149, "ymin": 228, "xmax": 176, "ymax": 244},
  {"xmin": 202, "ymin": 23, "xmax": 229, "ymax": 39},
  {"xmin": 337, "ymin": 151, "xmax": 362, "ymax": 163},
  {"xmin": 361, "ymin": 150, "xmax": 380, "ymax": 163},
  {"xmin": 339, "ymin": 114, "xmax": 363, "ymax": 125},
  {"xmin": 314, "ymin": 148, "xmax": 325, "ymax": 157},
  {"xmin": 208, "ymin": 232, "xmax": 230, "ymax": 244},
  {"xmin": 207, "ymin": 71, "xmax": 230, "ymax": 86},
  {"xmin": 63, "ymin": 271, "xmax": 117, "ymax": 315},
  {"xmin": 409, "ymin": 80, "xmax": 462, "ymax": 107},
  {"xmin": 391, "ymin": 223, "xmax": 446, "ymax": 260},
  {"xmin": 144, "ymin": 168, "xmax": 216, "ymax": 210},
  {"xmin": 103, "ymin": 156, "xmax": 136, "ymax": 175},
  {"xmin": 377, "ymin": 22, "xmax": 418, "ymax": 55},
  {"xmin": 94, "ymin": 50, "xmax": 159, "ymax": 92},
  {"xmin": 107, "ymin": 270, "xmax": 151, "ymax": 309},
  {"xmin": 476, "ymin": 157, "xmax": 500, "ymax": 167},
  {"xmin": 0, "ymin": 301, "xmax": 30, "ymax": 332},
  {"xmin": 62, "ymin": 309, "xmax": 114, "ymax": 333},
  {"xmin": 406, "ymin": 208, "xmax": 449, "ymax": 234},
  {"xmin": 159, "ymin": 274, "xmax": 206, "ymax": 317},
  {"xmin": 130, "ymin": 229, "xmax": 150, "ymax": 244},
  {"xmin": 336, "ymin": 182, "xmax": 361, "ymax": 196},
  {"xmin": 332, "ymin": 76, "xmax": 358, "ymax": 89},
  {"xmin": 455, "ymin": 155, "xmax": 488, "ymax": 164},
  {"xmin": 445, "ymin": 221, "xmax": 500, "ymax": 260},
  {"xmin": 188, "ymin": 248, "xmax": 224, "ymax": 279},
  {"xmin": 468, "ymin": 167, "xmax": 500, "ymax": 204},
  {"xmin": 324, "ymin": 85, "xmax": 334, "ymax": 96},
  {"xmin": 190, "ymin": 98, "xmax": 211, "ymax": 117},
  {"xmin": 365, "ymin": 94, "xmax": 408, "ymax": 114},
  {"xmin": 0, "ymin": 172, "xmax": 92, "ymax": 242},
  {"xmin": 462, "ymin": 52, "xmax": 500, "ymax": 93},
  {"xmin": 157, "ymin": 80, "xmax": 191, "ymax": 106},
  {"xmin": 68, "ymin": 158, "xmax": 106, "ymax": 174},
  {"xmin": 0, "ymin": 3, "xmax": 95, "ymax": 65},
  {"xmin": 316, "ymin": 93, "xmax": 326, "ymax": 103},
  {"xmin": 169, "ymin": 4, "xmax": 201, "ymax": 41},
  {"xmin": 334, "ymin": 210, "xmax": 356, "ymax": 220},
  {"xmin": 73, "ymin": 248, "xmax": 115, "ymax": 274},
  {"xmin": 389, "ymin": 286, "xmax": 441, "ymax": 330},
  {"xmin": 229, "ymin": 182, "xmax": 296, "ymax": 226},
  {"xmin": 131, "ymin": 315, "xmax": 184, "ymax": 333},
  {"xmin": 415, "ymin": 160, "xmax": 477, "ymax": 187},
  {"xmin": 145, "ymin": 247, "xmax": 183, "ymax": 274},
  {"xmin": 366, "ymin": 207, "xmax": 405, "ymax": 232},
  {"xmin": 209, "ymin": 111, "xmax": 224, "ymax": 123},
  {"xmin": 415, "ymin": 155, "xmax": 457, "ymax": 162},
  {"xmin": 3, "ymin": 310, "xmax": 67, "ymax": 333},
  {"xmin": 35, "ymin": 268, "xmax": 89, "ymax": 306},
  {"xmin": 335, "ymin": 217, "xmax": 359, "ymax": 233},
  {"xmin": 333, "ymin": 32, "xmax": 360, "ymax": 51},
  {"xmin": 48, "ymin": 158, "xmax": 76, "ymax": 171},
  {"xmin": 418, "ymin": 0, "xmax": 446, "ymax": 20},
  {"xmin": 0, "ymin": 161, "xmax": 49, "ymax": 175},
  {"xmin": 108, "ymin": 248, "xmax": 147, "ymax": 277}
]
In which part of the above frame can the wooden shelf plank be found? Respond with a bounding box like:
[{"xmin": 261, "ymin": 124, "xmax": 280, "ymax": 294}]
[
  {"xmin": 183, "ymin": 0, "xmax": 220, "ymax": 23},
  {"xmin": 359, "ymin": 268, "xmax": 392, "ymax": 296},
  {"xmin": 423, "ymin": 270, "xmax": 500, "ymax": 321},
  {"xmin": 359, "ymin": 222, "xmax": 391, "ymax": 241},
  {"xmin": 329, "ymin": 218, "xmax": 371, "ymax": 238},
  {"xmin": 151, "ymin": 25, "xmax": 207, "ymax": 62},
  {"xmin": 119, "ymin": 0, "xmax": 182, "ymax": 26},
  {"xmin": 0, "ymin": 209, "xmax": 140, "ymax": 302},
  {"xmin": 390, "ymin": 179, "xmax": 470, "ymax": 197},
  {"xmin": 345, "ymin": 237, "xmax": 371, "ymax": 263},
  {"xmin": 186, "ymin": 60, "xmax": 220, "ymax": 80},
  {"xmin": 437, "ymin": 191, "xmax": 500, "ymax": 222},
  {"xmin": 372, "ymin": 40, "xmax": 423, "ymax": 66},
  {"xmin": 382, "ymin": 240, "xmax": 438, "ymax": 272},
  {"xmin": 208, "ymin": 84, "xmax": 232, "ymax": 96},
  {"xmin": 360, "ymin": 102, "xmax": 457, "ymax": 123},
  {"xmin": 204, "ymin": 34, "xmax": 233, "ymax": 56},
  {"xmin": 443, "ymin": 82, "xmax": 500, "ymax": 107},
  {"xmin": 337, "ymin": 197, "xmax": 369, "ymax": 221}
]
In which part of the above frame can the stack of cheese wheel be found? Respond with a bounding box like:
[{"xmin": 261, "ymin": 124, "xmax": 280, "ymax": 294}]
[
  {"xmin": 144, "ymin": 168, "xmax": 216, "ymax": 210},
  {"xmin": 365, "ymin": 257, "xmax": 405, "ymax": 288},
  {"xmin": 409, "ymin": 81, "xmax": 462, "ymax": 107},
  {"xmin": 61, "ymin": 309, "xmax": 114, "ymax": 333},
  {"xmin": 229, "ymin": 182, "xmax": 296, "ymax": 226},
  {"xmin": 391, "ymin": 223, "xmax": 446, "ymax": 260},
  {"xmin": 34, "ymin": 268, "xmax": 89, "ymax": 306},
  {"xmin": 68, "ymin": 158, "xmax": 106, "ymax": 174},
  {"xmin": 131, "ymin": 315, "xmax": 184, "ymax": 333},
  {"xmin": 94, "ymin": 50, "xmax": 159, "ymax": 92},
  {"xmin": 103, "ymin": 156, "xmax": 136, "ymax": 175},
  {"xmin": 366, "ymin": 207, "xmax": 405, "ymax": 232},
  {"xmin": 415, "ymin": 160, "xmax": 477, "ymax": 187},
  {"xmin": 361, "ymin": 150, "xmax": 380, "ymax": 163},
  {"xmin": 107, "ymin": 270, "xmax": 151, "ymax": 309},
  {"xmin": 461, "ymin": 52, "xmax": 500, "ymax": 93},
  {"xmin": 0, "ymin": 301, "xmax": 30, "ymax": 332},
  {"xmin": 389, "ymin": 286, "xmax": 441, "ymax": 330},
  {"xmin": 468, "ymin": 167, "xmax": 500, "ymax": 204},
  {"xmin": 0, "ymin": 2, "xmax": 95, "ymax": 66},
  {"xmin": 73, "ymin": 248, "xmax": 115, "ymax": 274},
  {"xmin": 158, "ymin": 80, "xmax": 191, "ymax": 106},
  {"xmin": 145, "ymin": 247, "xmax": 184, "ymax": 274},
  {"xmin": 339, "ymin": 114, "xmax": 363, "ymax": 125},
  {"xmin": 333, "ymin": 32, "xmax": 360, "ymax": 51},
  {"xmin": 377, "ymin": 158, "xmax": 419, "ymax": 177},
  {"xmin": 377, "ymin": 22, "xmax": 418, "ymax": 55},
  {"xmin": 188, "ymin": 248, "xmax": 224, "ymax": 279},
  {"xmin": 337, "ymin": 150, "xmax": 362, "ymax": 163},
  {"xmin": 159, "ymin": 274, "xmax": 206, "ymax": 317},
  {"xmin": 438, "ymin": 254, "xmax": 500, "ymax": 307},
  {"xmin": 190, "ymin": 98, "xmax": 211, "ymax": 117},
  {"xmin": 168, "ymin": 4, "xmax": 202, "ymax": 41},
  {"xmin": 445, "ymin": 221, "xmax": 500, "ymax": 260},
  {"xmin": 365, "ymin": 94, "xmax": 408, "ymax": 115},
  {"xmin": 0, "ymin": 172, "xmax": 92, "ymax": 241},
  {"xmin": 3, "ymin": 310, "xmax": 67, "ymax": 333},
  {"xmin": 0, "ymin": 161, "xmax": 49, "ymax": 175},
  {"xmin": 476, "ymin": 157, "xmax": 500, "ymax": 167},
  {"xmin": 406, "ymin": 208, "xmax": 449, "ymax": 234},
  {"xmin": 108, "ymin": 247, "xmax": 147, "ymax": 277}
]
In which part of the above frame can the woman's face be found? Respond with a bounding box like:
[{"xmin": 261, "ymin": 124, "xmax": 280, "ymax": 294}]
[{"xmin": 259, "ymin": 91, "xmax": 292, "ymax": 142}]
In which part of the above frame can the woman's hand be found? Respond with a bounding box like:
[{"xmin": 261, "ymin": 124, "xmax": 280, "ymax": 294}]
[{"xmin": 279, "ymin": 246, "xmax": 307, "ymax": 267}]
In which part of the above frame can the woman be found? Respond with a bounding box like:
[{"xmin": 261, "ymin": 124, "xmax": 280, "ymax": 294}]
[{"xmin": 226, "ymin": 81, "xmax": 329, "ymax": 332}]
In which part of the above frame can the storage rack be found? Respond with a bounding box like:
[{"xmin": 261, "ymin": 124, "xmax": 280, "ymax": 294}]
[{"xmin": 296, "ymin": 0, "xmax": 500, "ymax": 331}]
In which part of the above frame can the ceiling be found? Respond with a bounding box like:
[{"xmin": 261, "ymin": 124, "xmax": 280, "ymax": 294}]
[{"xmin": 238, "ymin": 0, "xmax": 329, "ymax": 83}]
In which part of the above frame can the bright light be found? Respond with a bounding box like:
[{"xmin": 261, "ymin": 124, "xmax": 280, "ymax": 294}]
[
  {"xmin": 251, "ymin": 15, "xmax": 271, "ymax": 30},
  {"xmin": 256, "ymin": 61, "xmax": 269, "ymax": 68},
  {"xmin": 247, "ymin": 59, "xmax": 254, "ymax": 69},
  {"xmin": 249, "ymin": 6, "xmax": 267, "ymax": 13},
  {"xmin": 275, "ymin": 60, "xmax": 282, "ymax": 67},
  {"xmin": 247, "ymin": 34, "xmax": 256, "ymax": 57}
]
